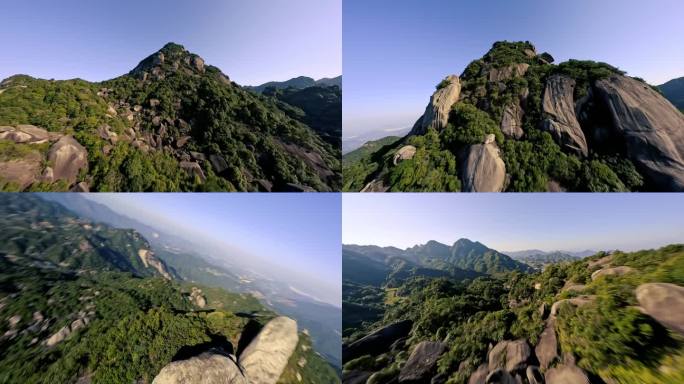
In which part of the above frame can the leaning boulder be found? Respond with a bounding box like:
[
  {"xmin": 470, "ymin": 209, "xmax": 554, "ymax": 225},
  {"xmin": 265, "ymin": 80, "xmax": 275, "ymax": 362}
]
[
  {"xmin": 398, "ymin": 341, "xmax": 447, "ymax": 383},
  {"xmin": 594, "ymin": 75, "xmax": 684, "ymax": 191},
  {"xmin": 635, "ymin": 283, "xmax": 684, "ymax": 335},
  {"xmin": 240, "ymin": 316, "xmax": 299, "ymax": 384},
  {"xmin": 343, "ymin": 320, "xmax": 413, "ymax": 362},
  {"xmin": 411, "ymin": 75, "xmax": 461, "ymax": 135},
  {"xmin": 152, "ymin": 352, "xmax": 248, "ymax": 384},
  {"xmin": 462, "ymin": 135, "xmax": 506, "ymax": 192},
  {"xmin": 542, "ymin": 75, "xmax": 588, "ymax": 157},
  {"xmin": 47, "ymin": 136, "xmax": 88, "ymax": 185}
]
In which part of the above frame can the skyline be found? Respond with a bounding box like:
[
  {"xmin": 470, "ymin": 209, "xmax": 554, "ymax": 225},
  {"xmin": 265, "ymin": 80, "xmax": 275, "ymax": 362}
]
[
  {"xmin": 84, "ymin": 193, "xmax": 342, "ymax": 307},
  {"xmin": 343, "ymin": 194, "xmax": 684, "ymax": 253},
  {"xmin": 343, "ymin": 0, "xmax": 684, "ymax": 142},
  {"xmin": 0, "ymin": 0, "xmax": 341, "ymax": 86}
]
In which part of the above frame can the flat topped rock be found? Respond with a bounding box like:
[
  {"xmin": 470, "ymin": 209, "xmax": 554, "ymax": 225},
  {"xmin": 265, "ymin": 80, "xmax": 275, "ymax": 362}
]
[
  {"xmin": 595, "ymin": 75, "xmax": 684, "ymax": 191},
  {"xmin": 240, "ymin": 316, "xmax": 299, "ymax": 384},
  {"xmin": 636, "ymin": 283, "xmax": 684, "ymax": 335},
  {"xmin": 152, "ymin": 352, "xmax": 248, "ymax": 384},
  {"xmin": 591, "ymin": 266, "xmax": 635, "ymax": 281}
]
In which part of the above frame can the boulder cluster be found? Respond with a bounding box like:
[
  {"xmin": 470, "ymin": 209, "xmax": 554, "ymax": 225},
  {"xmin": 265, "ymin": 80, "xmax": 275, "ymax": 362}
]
[{"xmin": 153, "ymin": 316, "xmax": 299, "ymax": 384}]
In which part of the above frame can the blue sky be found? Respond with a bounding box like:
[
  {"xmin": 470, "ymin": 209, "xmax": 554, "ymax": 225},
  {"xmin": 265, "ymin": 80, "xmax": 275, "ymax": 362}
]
[
  {"xmin": 343, "ymin": 194, "xmax": 684, "ymax": 253},
  {"xmin": 343, "ymin": 0, "xmax": 684, "ymax": 140},
  {"xmin": 0, "ymin": 0, "xmax": 341, "ymax": 85},
  {"xmin": 85, "ymin": 193, "xmax": 341, "ymax": 306}
]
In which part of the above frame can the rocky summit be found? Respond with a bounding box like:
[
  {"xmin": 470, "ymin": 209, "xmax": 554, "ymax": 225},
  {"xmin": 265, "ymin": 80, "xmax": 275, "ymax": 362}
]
[
  {"xmin": 0, "ymin": 42, "xmax": 341, "ymax": 192},
  {"xmin": 343, "ymin": 41, "xmax": 684, "ymax": 192}
]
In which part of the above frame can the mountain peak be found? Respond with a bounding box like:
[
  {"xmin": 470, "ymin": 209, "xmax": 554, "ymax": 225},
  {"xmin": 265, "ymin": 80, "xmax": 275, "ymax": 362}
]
[{"xmin": 129, "ymin": 42, "xmax": 208, "ymax": 80}]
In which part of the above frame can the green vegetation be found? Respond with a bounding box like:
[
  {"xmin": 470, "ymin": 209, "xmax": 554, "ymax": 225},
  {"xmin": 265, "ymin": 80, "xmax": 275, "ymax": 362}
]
[
  {"xmin": 342, "ymin": 41, "xmax": 650, "ymax": 192},
  {"xmin": 0, "ymin": 43, "xmax": 340, "ymax": 191},
  {"xmin": 343, "ymin": 243, "xmax": 684, "ymax": 383}
]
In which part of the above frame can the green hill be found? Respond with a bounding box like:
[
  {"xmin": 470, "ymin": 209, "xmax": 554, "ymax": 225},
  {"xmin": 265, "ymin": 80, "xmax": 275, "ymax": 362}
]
[
  {"xmin": 0, "ymin": 43, "xmax": 340, "ymax": 192},
  {"xmin": 659, "ymin": 77, "xmax": 684, "ymax": 110}
]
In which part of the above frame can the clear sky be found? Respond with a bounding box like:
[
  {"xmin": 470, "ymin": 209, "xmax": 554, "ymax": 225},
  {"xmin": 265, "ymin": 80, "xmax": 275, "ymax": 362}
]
[
  {"xmin": 343, "ymin": 194, "xmax": 684, "ymax": 253},
  {"xmin": 0, "ymin": 0, "xmax": 341, "ymax": 86},
  {"xmin": 343, "ymin": 0, "xmax": 684, "ymax": 140},
  {"xmin": 85, "ymin": 193, "xmax": 341, "ymax": 306}
]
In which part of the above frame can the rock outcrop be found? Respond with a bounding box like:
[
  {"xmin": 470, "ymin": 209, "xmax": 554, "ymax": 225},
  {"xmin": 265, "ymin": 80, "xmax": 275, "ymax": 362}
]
[
  {"xmin": 542, "ymin": 75, "xmax": 588, "ymax": 157},
  {"xmin": 534, "ymin": 319, "xmax": 558, "ymax": 369},
  {"xmin": 544, "ymin": 364, "xmax": 590, "ymax": 384},
  {"xmin": 461, "ymin": 135, "xmax": 506, "ymax": 192},
  {"xmin": 484, "ymin": 368, "xmax": 516, "ymax": 384},
  {"xmin": 594, "ymin": 75, "xmax": 684, "ymax": 190},
  {"xmin": 487, "ymin": 339, "xmax": 531, "ymax": 374},
  {"xmin": 590, "ymin": 265, "xmax": 634, "ymax": 281},
  {"xmin": 411, "ymin": 75, "xmax": 461, "ymax": 135},
  {"xmin": 137, "ymin": 249, "xmax": 172, "ymax": 280},
  {"xmin": 47, "ymin": 135, "xmax": 88, "ymax": 185},
  {"xmin": 189, "ymin": 287, "xmax": 207, "ymax": 308},
  {"xmin": 488, "ymin": 64, "xmax": 530, "ymax": 83},
  {"xmin": 240, "ymin": 316, "xmax": 299, "ymax": 384},
  {"xmin": 635, "ymin": 282, "xmax": 684, "ymax": 335},
  {"xmin": 550, "ymin": 295, "xmax": 595, "ymax": 317},
  {"xmin": 343, "ymin": 320, "xmax": 413, "ymax": 362},
  {"xmin": 393, "ymin": 145, "xmax": 417, "ymax": 165},
  {"xmin": 500, "ymin": 102, "xmax": 524, "ymax": 139},
  {"xmin": 152, "ymin": 352, "xmax": 248, "ymax": 384},
  {"xmin": 398, "ymin": 341, "xmax": 447, "ymax": 383}
]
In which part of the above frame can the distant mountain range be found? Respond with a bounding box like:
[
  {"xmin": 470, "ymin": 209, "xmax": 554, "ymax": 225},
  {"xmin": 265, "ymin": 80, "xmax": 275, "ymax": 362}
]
[
  {"xmin": 246, "ymin": 75, "xmax": 342, "ymax": 93},
  {"xmin": 659, "ymin": 76, "xmax": 684, "ymax": 110}
]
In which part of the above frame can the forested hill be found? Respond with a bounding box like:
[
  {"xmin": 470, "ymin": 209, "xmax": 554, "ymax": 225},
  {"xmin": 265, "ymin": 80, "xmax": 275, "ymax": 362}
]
[
  {"xmin": 342, "ymin": 243, "xmax": 684, "ymax": 384},
  {"xmin": 0, "ymin": 43, "xmax": 341, "ymax": 192},
  {"xmin": 0, "ymin": 194, "xmax": 340, "ymax": 383},
  {"xmin": 344, "ymin": 41, "xmax": 684, "ymax": 192}
]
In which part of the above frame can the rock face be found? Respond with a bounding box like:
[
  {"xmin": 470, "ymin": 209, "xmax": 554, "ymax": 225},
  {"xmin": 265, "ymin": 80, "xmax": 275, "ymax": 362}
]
[
  {"xmin": 398, "ymin": 341, "xmax": 447, "ymax": 383},
  {"xmin": 343, "ymin": 320, "xmax": 413, "ymax": 362},
  {"xmin": 189, "ymin": 287, "xmax": 207, "ymax": 308},
  {"xmin": 542, "ymin": 75, "xmax": 588, "ymax": 157},
  {"xmin": 590, "ymin": 265, "xmax": 634, "ymax": 281},
  {"xmin": 152, "ymin": 352, "xmax": 248, "ymax": 384},
  {"xmin": 594, "ymin": 75, "xmax": 684, "ymax": 190},
  {"xmin": 47, "ymin": 136, "xmax": 88, "ymax": 185},
  {"xmin": 462, "ymin": 135, "xmax": 506, "ymax": 192},
  {"xmin": 501, "ymin": 102, "xmax": 524, "ymax": 139},
  {"xmin": 488, "ymin": 64, "xmax": 530, "ymax": 83},
  {"xmin": 535, "ymin": 319, "xmax": 558, "ymax": 369},
  {"xmin": 240, "ymin": 316, "xmax": 299, "ymax": 384},
  {"xmin": 137, "ymin": 249, "xmax": 172, "ymax": 280},
  {"xmin": 393, "ymin": 145, "xmax": 417, "ymax": 165},
  {"xmin": 411, "ymin": 75, "xmax": 461, "ymax": 135},
  {"xmin": 544, "ymin": 364, "xmax": 590, "ymax": 384},
  {"xmin": 487, "ymin": 340, "xmax": 531, "ymax": 374},
  {"xmin": 636, "ymin": 283, "xmax": 684, "ymax": 335}
]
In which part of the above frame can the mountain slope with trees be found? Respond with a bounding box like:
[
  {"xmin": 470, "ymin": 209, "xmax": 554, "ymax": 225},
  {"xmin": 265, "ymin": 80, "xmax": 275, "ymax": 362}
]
[{"xmin": 0, "ymin": 43, "xmax": 341, "ymax": 192}]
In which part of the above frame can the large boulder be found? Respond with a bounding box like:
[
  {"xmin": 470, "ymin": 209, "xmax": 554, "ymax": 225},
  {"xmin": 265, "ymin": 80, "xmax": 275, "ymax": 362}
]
[
  {"xmin": 411, "ymin": 75, "xmax": 461, "ymax": 135},
  {"xmin": 544, "ymin": 364, "xmax": 590, "ymax": 384},
  {"xmin": 487, "ymin": 339, "xmax": 531, "ymax": 373},
  {"xmin": 635, "ymin": 283, "xmax": 684, "ymax": 335},
  {"xmin": 542, "ymin": 75, "xmax": 588, "ymax": 157},
  {"xmin": 550, "ymin": 295, "xmax": 595, "ymax": 317},
  {"xmin": 594, "ymin": 75, "xmax": 684, "ymax": 190},
  {"xmin": 398, "ymin": 341, "xmax": 447, "ymax": 383},
  {"xmin": 393, "ymin": 145, "xmax": 417, "ymax": 165},
  {"xmin": 468, "ymin": 364, "xmax": 489, "ymax": 384},
  {"xmin": 152, "ymin": 352, "xmax": 248, "ymax": 384},
  {"xmin": 343, "ymin": 320, "xmax": 413, "ymax": 362},
  {"xmin": 240, "ymin": 316, "xmax": 299, "ymax": 384},
  {"xmin": 501, "ymin": 102, "xmax": 524, "ymax": 139},
  {"xmin": 0, "ymin": 151, "xmax": 42, "ymax": 189},
  {"xmin": 534, "ymin": 318, "xmax": 558, "ymax": 369},
  {"xmin": 462, "ymin": 135, "xmax": 506, "ymax": 192},
  {"xmin": 590, "ymin": 266, "xmax": 634, "ymax": 281},
  {"xmin": 47, "ymin": 136, "xmax": 88, "ymax": 185},
  {"xmin": 484, "ymin": 369, "xmax": 516, "ymax": 384}
]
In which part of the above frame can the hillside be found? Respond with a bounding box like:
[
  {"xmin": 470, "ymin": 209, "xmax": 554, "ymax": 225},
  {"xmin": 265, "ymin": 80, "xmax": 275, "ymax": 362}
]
[
  {"xmin": 0, "ymin": 194, "xmax": 339, "ymax": 383},
  {"xmin": 0, "ymin": 43, "xmax": 341, "ymax": 192},
  {"xmin": 659, "ymin": 77, "xmax": 684, "ymax": 110},
  {"xmin": 344, "ymin": 41, "xmax": 684, "ymax": 192},
  {"xmin": 342, "ymin": 244, "xmax": 684, "ymax": 384},
  {"xmin": 509, "ymin": 251, "xmax": 582, "ymax": 269},
  {"xmin": 247, "ymin": 75, "xmax": 342, "ymax": 94}
]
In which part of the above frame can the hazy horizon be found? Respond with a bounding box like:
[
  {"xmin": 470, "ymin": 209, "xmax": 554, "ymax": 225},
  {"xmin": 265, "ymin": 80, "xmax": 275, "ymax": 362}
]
[
  {"xmin": 343, "ymin": 194, "xmax": 684, "ymax": 253},
  {"xmin": 83, "ymin": 194, "xmax": 342, "ymax": 307},
  {"xmin": 0, "ymin": 0, "xmax": 341, "ymax": 86},
  {"xmin": 343, "ymin": 0, "xmax": 684, "ymax": 143}
]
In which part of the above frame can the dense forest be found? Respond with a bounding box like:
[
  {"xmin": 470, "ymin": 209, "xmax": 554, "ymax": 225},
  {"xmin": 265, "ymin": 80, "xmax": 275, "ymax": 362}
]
[
  {"xmin": 343, "ymin": 240, "xmax": 684, "ymax": 384},
  {"xmin": 0, "ymin": 43, "xmax": 341, "ymax": 192},
  {"xmin": 0, "ymin": 194, "xmax": 339, "ymax": 383},
  {"xmin": 343, "ymin": 41, "xmax": 684, "ymax": 192}
]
